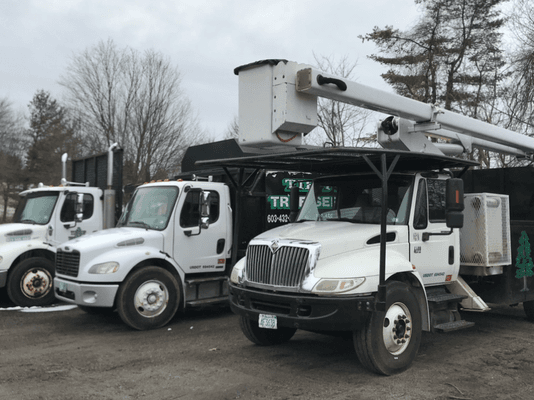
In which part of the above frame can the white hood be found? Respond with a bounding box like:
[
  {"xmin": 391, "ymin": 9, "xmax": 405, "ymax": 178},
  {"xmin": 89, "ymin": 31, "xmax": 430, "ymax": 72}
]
[
  {"xmin": 254, "ymin": 221, "xmax": 391, "ymax": 259},
  {"xmin": 0, "ymin": 223, "xmax": 47, "ymax": 246}
]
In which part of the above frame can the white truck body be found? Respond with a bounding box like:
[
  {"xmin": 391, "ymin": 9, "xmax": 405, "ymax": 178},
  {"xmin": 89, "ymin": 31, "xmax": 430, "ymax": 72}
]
[
  {"xmin": 0, "ymin": 185, "xmax": 104, "ymax": 306},
  {"xmin": 211, "ymin": 59, "xmax": 534, "ymax": 375},
  {"xmin": 54, "ymin": 181, "xmax": 232, "ymax": 306}
]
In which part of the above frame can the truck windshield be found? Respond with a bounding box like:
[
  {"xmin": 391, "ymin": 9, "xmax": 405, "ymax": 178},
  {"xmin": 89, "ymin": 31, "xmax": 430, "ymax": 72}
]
[
  {"xmin": 117, "ymin": 186, "xmax": 179, "ymax": 231},
  {"xmin": 13, "ymin": 192, "xmax": 60, "ymax": 225},
  {"xmin": 297, "ymin": 175, "xmax": 414, "ymax": 225}
]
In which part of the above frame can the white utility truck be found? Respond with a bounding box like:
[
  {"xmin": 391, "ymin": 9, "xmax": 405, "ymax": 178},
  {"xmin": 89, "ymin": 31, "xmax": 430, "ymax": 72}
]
[
  {"xmin": 196, "ymin": 60, "xmax": 534, "ymax": 375},
  {"xmin": 53, "ymin": 139, "xmax": 313, "ymax": 330},
  {"xmin": 0, "ymin": 145, "xmax": 122, "ymax": 307}
]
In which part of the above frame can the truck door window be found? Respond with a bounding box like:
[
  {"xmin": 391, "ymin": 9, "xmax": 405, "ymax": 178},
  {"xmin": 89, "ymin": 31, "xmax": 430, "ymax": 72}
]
[
  {"xmin": 427, "ymin": 179, "xmax": 447, "ymax": 222},
  {"xmin": 180, "ymin": 190, "xmax": 220, "ymax": 228},
  {"xmin": 413, "ymin": 179, "xmax": 428, "ymax": 230},
  {"xmin": 60, "ymin": 194, "xmax": 94, "ymax": 222}
]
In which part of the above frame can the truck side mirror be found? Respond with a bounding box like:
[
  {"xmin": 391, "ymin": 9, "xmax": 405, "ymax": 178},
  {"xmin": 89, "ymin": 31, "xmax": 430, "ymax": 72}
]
[
  {"xmin": 445, "ymin": 178, "xmax": 464, "ymax": 229},
  {"xmin": 289, "ymin": 185, "xmax": 299, "ymax": 222},
  {"xmin": 200, "ymin": 191, "xmax": 210, "ymax": 229},
  {"xmin": 75, "ymin": 193, "xmax": 84, "ymax": 223}
]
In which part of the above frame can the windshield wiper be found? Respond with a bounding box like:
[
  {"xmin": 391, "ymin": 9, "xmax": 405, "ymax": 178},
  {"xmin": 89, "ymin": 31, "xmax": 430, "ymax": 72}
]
[
  {"xmin": 19, "ymin": 219, "xmax": 38, "ymax": 225},
  {"xmin": 324, "ymin": 218, "xmax": 357, "ymax": 223},
  {"xmin": 128, "ymin": 221, "xmax": 151, "ymax": 230}
]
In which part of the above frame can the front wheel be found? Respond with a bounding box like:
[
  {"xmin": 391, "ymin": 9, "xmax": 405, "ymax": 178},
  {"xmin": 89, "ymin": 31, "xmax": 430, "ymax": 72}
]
[
  {"xmin": 116, "ymin": 267, "xmax": 180, "ymax": 330},
  {"xmin": 239, "ymin": 315, "xmax": 296, "ymax": 345},
  {"xmin": 7, "ymin": 257, "xmax": 56, "ymax": 307},
  {"xmin": 353, "ymin": 281, "xmax": 422, "ymax": 375}
]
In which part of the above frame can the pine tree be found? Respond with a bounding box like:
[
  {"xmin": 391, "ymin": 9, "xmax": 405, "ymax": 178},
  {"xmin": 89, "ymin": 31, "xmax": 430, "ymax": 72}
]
[
  {"xmin": 26, "ymin": 91, "xmax": 79, "ymax": 186},
  {"xmin": 360, "ymin": 0, "xmax": 507, "ymax": 115},
  {"xmin": 515, "ymin": 231, "xmax": 534, "ymax": 292}
]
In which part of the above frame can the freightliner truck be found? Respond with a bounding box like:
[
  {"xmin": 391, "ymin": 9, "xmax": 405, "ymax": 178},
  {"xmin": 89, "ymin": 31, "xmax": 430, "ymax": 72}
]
[
  {"xmin": 53, "ymin": 139, "xmax": 313, "ymax": 330},
  {"xmin": 0, "ymin": 145, "xmax": 122, "ymax": 307},
  {"xmin": 196, "ymin": 60, "xmax": 534, "ymax": 375}
]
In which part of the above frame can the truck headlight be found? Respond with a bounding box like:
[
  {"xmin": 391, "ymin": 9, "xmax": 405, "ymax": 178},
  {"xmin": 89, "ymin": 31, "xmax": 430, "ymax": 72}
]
[
  {"xmin": 312, "ymin": 277, "xmax": 365, "ymax": 294},
  {"xmin": 230, "ymin": 258, "xmax": 246, "ymax": 284},
  {"xmin": 88, "ymin": 262, "xmax": 120, "ymax": 274}
]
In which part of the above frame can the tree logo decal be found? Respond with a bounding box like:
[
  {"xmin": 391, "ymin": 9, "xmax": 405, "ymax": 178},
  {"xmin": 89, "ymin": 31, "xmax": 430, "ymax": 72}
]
[{"xmin": 515, "ymin": 231, "xmax": 534, "ymax": 292}]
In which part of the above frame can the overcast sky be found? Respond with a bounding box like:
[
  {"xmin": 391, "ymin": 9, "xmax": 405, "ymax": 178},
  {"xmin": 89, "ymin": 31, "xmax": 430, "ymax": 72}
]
[{"xmin": 1, "ymin": 0, "xmax": 421, "ymax": 140}]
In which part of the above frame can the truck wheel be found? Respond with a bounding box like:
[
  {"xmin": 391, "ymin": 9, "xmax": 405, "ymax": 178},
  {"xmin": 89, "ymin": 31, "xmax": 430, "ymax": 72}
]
[
  {"xmin": 523, "ymin": 301, "xmax": 534, "ymax": 321},
  {"xmin": 117, "ymin": 267, "xmax": 180, "ymax": 331},
  {"xmin": 7, "ymin": 257, "xmax": 55, "ymax": 307},
  {"xmin": 353, "ymin": 281, "xmax": 422, "ymax": 375},
  {"xmin": 239, "ymin": 315, "xmax": 296, "ymax": 345}
]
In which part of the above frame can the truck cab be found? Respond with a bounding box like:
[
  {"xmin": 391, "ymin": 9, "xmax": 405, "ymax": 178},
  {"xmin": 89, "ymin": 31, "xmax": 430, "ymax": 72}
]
[
  {"xmin": 54, "ymin": 180, "xmax": 233, "ymax": 330},
  {"xmin": 0, "ymin": 185, "xmax": 103, "ymax": 306}
]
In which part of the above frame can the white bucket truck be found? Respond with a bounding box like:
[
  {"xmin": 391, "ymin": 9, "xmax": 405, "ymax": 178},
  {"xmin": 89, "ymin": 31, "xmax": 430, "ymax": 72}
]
[
  {"xmin": 0, "ymin": 145, "xmax": 122, "ymax": 307},
  {"xmin": 199, "ymin": 60, "xmax": 534, "ymax": 375},
  {"xmin": 53, "ymin": 139, "xmax": 313, "ymax": 330}
]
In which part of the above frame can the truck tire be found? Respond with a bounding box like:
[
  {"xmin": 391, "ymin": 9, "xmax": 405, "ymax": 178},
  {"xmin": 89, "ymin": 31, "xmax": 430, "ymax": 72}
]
[
  {"xmin": 239, "ymin": 315, "xmax": 296, "ymax": 345},
  {"xmin": 7, "ymin": 257, "xmax": 55, "ymax": 307},
  {"xmin": 116, "ymin": 267, "xmax": 180, "ymax": 331},
  {"xmin": 523, "ymin": 301, "xmax": 534, "ymax": 321},
  {"xmin": 353, "ymin": 281, "xmax": 422, "ymax": 375}
]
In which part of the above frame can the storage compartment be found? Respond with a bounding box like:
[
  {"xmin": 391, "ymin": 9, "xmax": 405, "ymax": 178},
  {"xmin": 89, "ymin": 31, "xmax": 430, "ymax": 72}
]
[{"xmin": 460, "ymin": 193, "xmax": 511, "ymax": 276}]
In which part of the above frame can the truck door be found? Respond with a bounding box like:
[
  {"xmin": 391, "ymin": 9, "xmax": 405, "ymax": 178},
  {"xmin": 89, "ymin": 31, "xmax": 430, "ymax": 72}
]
[
  {"xmin": 51, "ymin": 192, "xmax": 101, "ymax": 245},
  {"xmin": 175, "ymin": 189, "xmax": 227, "ymax": 273},
  {"xmin": 410, "ymin": 178, "xmax": 458, "ymax": 285}
]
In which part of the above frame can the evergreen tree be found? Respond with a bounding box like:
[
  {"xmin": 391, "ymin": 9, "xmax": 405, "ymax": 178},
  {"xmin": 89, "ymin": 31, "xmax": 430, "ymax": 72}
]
[
  {"xmin": 360, "ymin": 0, "xmax": 507, "ymax": 115},
  {"xmin": 515, "ymin": 231, "xmax": 534, "ymax": 292},
  {"xmin": 26, "ymin": 91, "xmax": 79, "ymax": 186}
]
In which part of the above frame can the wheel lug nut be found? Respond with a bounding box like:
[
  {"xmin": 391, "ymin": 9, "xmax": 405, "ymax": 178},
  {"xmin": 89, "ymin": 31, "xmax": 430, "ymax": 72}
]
[
  {"xmin": 407, "ymin": 327, "xmax": 411, "ymax": 331},
  {"xmin": 405, "ymin": 335, "xmax": 410, "ymax": 339}
]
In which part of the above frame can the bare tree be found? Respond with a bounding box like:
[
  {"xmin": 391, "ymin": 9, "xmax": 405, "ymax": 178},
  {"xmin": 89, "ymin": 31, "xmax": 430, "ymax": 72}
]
[
  {"xmin": 305, "ymin": 54, "xmax": 373, "ymax": 147},
  {"xmin": 60, "ymin": 39, "xmax": 206, "ymax": 184},
  {"xmin": 225, "ymin": 116, "xmax": 239, "ymax": 140}
]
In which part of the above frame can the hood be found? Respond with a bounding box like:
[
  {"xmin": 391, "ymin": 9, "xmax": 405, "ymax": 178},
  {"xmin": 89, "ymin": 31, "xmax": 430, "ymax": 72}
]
[
  {"xmin": 60, "ymin": 227, "xmax": 164, "ymax": 254},
  {"xmin": 0, "ymin": 223, "xmax": 48, "ymax": 246},
  {"xmin": 254, "ymin": 221, "xmax": 389, "ymax": 259}
]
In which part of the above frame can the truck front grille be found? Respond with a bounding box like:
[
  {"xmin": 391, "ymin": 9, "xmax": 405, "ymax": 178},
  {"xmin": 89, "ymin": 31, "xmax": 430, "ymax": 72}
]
[
  {"xmin": 55, "ymin": 249, "xmax": 80, "ymax": 277},
  {"xmin": 245, "ymin": 245, "xmax": 310, "ymax": 287}
]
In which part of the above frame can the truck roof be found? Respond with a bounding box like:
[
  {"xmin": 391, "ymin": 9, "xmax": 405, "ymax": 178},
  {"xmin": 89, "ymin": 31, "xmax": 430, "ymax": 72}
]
[
  {"xmin": 19, "ymin": 186, "xmax": 103, "ymax": 196},
  {"xmin": 195, "ymin": 147, "xmax": 479, "ymax": 175}
]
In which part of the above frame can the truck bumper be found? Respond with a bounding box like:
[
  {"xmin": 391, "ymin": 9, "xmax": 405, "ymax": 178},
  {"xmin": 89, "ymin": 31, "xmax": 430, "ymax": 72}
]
[
  {"xmin": 229, "ymin": 283, "xmax": 376, "ymax": 332},
  {"xmin": 0, "ymin": 270, "xmax": 7, "ymax": 288},
  {"xmin": 54, "ymin": 277, "xmax": 119, "ymax": 308}
]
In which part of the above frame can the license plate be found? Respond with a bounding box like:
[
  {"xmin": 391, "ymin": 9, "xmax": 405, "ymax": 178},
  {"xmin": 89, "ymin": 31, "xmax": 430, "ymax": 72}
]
[
  {"xmin": 258, "ymin": 314, "xmax": 277, "ymax": 329},
  {"xmin": 58, "ymin": 281, "xmax": 67, "ymax": 293}
]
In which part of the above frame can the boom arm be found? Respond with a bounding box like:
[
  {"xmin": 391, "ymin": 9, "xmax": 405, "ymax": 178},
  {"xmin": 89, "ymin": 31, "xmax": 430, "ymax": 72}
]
[{"xmin": 235, "ymin": 60, "xmax": 534, "ymax": 158}]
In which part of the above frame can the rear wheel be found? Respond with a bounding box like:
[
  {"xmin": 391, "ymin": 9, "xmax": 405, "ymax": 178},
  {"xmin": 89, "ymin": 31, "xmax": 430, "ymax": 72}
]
[
  {"xmin": 239, "ymin": 315, "xmax": 296, "ymax": 346},
  {"xmin": 7, "ymin": 257, "xmax": 56, "ymax": 307},
  {"xmin": 117, "ymin": 267, "xmax": 180, "ymax": 330},
  {"xmin": 354, "ymin": 281, "xmax": 422, "ymax": 375}
]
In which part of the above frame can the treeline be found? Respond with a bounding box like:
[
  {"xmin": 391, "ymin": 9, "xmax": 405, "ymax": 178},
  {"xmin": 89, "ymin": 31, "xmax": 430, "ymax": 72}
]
[
  {"xmin": 0, "ymin": 39, "xmax": 207, "ymax": 222},
  {"xmin": 1, "ymin": 0, "xmax": 533, "ymax": 222}
]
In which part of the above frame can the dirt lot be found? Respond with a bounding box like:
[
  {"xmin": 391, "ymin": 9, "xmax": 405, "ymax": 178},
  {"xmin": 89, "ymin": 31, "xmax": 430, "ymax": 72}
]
[{"xmin": 1, "ymin": 290, "xmax": 533, "ymax": 400}]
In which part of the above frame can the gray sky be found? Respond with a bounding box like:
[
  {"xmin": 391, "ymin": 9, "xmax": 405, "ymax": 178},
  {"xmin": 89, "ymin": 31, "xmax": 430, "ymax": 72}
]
[{"xmin": 1, "ymin": 0, "xmax": 420, "ymax": 140}]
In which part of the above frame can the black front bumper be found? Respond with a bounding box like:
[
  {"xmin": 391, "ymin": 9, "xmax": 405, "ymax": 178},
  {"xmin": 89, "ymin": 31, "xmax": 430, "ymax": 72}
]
[{"xmin": 229, "ymin": 282, "xmax": 376, "ymax": 332}]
